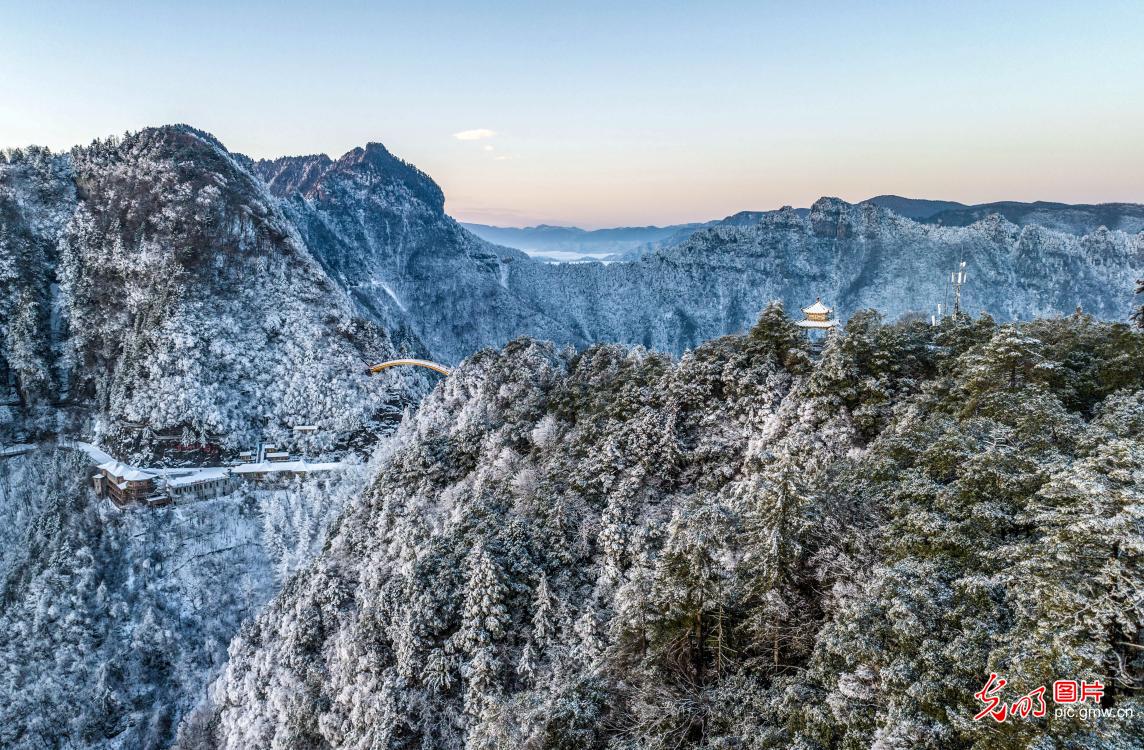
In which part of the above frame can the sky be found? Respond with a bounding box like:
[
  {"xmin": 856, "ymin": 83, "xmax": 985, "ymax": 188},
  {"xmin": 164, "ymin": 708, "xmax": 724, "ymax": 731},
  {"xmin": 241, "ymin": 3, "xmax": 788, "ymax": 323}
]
[{"xmin": 2, "ymin": 0, "xmax": 1142, "ymax": 228}]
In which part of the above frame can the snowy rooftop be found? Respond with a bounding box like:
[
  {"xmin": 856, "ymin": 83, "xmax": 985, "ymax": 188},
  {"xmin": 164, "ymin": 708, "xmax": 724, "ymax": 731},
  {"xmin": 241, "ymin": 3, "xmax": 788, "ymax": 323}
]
[
  {"xmin": 802, "ymin": 299, "xmax": 833, "ymax": 315},
  {"xmin": 70, "ymin": 440, "xmax": 115, "ymax": 465},
  {"xmin": 796, "ymin": 319, "xmax": 840, "ymax": 329},
  {"xmin": 232, "ymin": 460, "xmax": 342, "ymax": 475},
  {"xmin": 164, "ymin": 468, "xmax": 231, "ymax": 487},
  {"xmin": 97, "ymin": 460, "xmax": 157, "ymax": 482}
]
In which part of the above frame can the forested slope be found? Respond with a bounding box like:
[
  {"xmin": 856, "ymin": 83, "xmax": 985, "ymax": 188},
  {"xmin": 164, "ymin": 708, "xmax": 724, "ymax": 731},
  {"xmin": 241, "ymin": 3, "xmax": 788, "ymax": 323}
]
[
  {"xmin": 0, "ymin": 127, "xmax": 424, "ymax": 456},
  {"xmin": 0, "ymin": 448, "xmax": 372, "ymax": 749},
  {"xmin": 188, "ymin": 308, "xmax": 1144, "ymax": 749}
]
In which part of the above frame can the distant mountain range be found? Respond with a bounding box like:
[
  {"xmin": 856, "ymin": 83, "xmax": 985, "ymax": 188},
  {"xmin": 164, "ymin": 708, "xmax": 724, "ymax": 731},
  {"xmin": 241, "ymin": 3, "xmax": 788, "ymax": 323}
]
[
  {"xmin": 466, "ymin": 196, "xmax": 1144, "ymax": 259},
  {"xmin": 863, "ymin": 194, "xmax": 1144, "ymax": 234},
  {"xmin": 2, "ymin": 125, "xmax": 1141, "ymax": 451},
  {"xmin": 459, "ymin": 221, "xmax": 712, "ymax": 260},
  {"xmin": 462, "ymin": 210, "xmax": 816, "ymax": 260}
]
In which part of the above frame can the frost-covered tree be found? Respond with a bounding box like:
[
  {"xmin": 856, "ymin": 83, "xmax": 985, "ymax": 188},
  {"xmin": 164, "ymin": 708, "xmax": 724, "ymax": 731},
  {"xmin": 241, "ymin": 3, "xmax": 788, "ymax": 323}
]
[
  {"xmin": 456, "ymin": 543, "xmax": 509, "ymax": 714},
  {"xmin": 1135, "ymin": 277, "xmax": 1144, "ymax": 328},
  {"xmin": 190, "ymin": 312, "xmax": 1143, "ymax": 750}
]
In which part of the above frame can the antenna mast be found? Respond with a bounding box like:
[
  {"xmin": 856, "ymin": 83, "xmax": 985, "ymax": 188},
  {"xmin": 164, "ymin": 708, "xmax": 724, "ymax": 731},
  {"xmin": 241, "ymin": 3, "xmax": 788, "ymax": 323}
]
[{"xmin": 952, "ymin": 260, "xmax": 967, "ymax": 316}]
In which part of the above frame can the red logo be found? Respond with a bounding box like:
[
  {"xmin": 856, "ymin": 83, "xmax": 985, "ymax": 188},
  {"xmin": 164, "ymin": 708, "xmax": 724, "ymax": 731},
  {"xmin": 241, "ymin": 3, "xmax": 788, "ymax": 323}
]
[
  {"xmin": 974, "ymin": 673, "xmax": 1008, "ymax": 722},
  {"xmin": 975, "ymin": 676, "xmax": 1102, "ymax": 722},
  {"xmin": 1011, "ymin": 686, "xmax": 1047, "ymax": 719}
]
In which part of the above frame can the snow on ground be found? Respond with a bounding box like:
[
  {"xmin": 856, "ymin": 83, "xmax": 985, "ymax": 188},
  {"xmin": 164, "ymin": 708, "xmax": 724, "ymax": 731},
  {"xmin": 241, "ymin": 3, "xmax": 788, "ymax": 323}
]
[
  {"xmin": 63, "ymin": 439, "xmax": 345, "ymax": 485},
  {"xmin": 0, "ymin": 446, "xmax": 371, "ymax": 749},
  {"xmin": 65, "ymin": 439, "xmax": 115, "ymax": 464}
]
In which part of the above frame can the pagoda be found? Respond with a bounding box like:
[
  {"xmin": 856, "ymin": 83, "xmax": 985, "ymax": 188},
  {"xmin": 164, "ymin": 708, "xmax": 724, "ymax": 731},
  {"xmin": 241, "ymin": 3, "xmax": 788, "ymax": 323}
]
[{"xmin": 796, "ymin": 297, "xmax": 839, "ymax": 339}]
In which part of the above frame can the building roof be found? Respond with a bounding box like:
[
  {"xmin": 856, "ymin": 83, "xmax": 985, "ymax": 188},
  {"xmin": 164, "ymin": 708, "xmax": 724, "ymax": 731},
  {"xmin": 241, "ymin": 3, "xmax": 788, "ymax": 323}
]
[
  {"xmin": 164, "ymin": 468, "xmax": 230, "ymax": 487},
  {"xmin": 97, "ymin": 460, "xmax": 156, "ymax": 482},
  {"xmin": 802, "ymin": 298, "xmax": 833, "ymax": 315},
  {"xmin": 796, "ymin": 319, "xmax": 840, "ymax": 329},
  {"xmin": 232, "ymin": 460, "xmax": 342, "ymax": 475}
]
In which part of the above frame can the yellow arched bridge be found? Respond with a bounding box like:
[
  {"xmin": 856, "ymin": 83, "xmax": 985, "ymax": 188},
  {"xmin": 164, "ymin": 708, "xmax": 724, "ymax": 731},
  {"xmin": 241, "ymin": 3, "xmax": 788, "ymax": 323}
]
[{"xmin": 368, "ymin": 358, "xmax": 451, "ymax": 376}]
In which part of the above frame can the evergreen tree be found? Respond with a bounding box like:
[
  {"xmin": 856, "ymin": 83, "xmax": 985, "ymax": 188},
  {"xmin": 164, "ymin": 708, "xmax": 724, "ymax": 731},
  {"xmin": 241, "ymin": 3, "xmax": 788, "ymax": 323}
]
[
  {"xmin": 456, "ymin": 543, "xmax": 509, "ymax": 714},
  {"xmin": 1135, "ymin": 277, "xmax": 1143, "ymax": 329}
]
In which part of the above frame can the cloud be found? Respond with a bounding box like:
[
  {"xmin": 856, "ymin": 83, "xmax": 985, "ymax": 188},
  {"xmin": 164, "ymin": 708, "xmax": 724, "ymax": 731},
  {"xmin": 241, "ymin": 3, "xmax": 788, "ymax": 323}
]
[
  {"xmin": 453, "ymin": 128, "xmax": 496, "ymax": 141},
  {"xmin": 483, "ymin": 144, "xmax": 494, "ymax": 152}
]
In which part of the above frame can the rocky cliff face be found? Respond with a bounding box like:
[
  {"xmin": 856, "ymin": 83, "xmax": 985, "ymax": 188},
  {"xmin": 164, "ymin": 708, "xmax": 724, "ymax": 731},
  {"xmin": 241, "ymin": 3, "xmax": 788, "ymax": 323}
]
[
  {"xmin": 493, "ymin": 198, "xmax": 1141, "ymax": 354},
  {"xmin": 253, "ymin": 143, "xmax": 581, "ymax": 364}
]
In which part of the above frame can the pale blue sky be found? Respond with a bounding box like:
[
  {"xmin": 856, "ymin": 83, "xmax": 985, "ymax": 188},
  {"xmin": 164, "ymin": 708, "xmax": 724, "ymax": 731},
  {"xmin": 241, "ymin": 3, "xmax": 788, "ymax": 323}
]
[{"xmin": 2, "ymin": 1, "xmax": 1142, "ymax": 227}]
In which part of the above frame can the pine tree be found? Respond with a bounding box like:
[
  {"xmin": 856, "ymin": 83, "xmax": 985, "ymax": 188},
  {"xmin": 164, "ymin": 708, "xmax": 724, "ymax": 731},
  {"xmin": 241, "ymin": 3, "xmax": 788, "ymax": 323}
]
[
  {"xmin": 422, "ymin": 647, "xmax": 456, "ymax": 694},
  {"xmin": 649, "ymin": 499, "xmax": 737, "ymax": 689},
  {"xmin": 531, "ymin": 572, "xmax": 557, "ymax": 652},
  {"xmin": 1004, "ymin": 428, "xmax": 1144, "ymax": 709},
  {"xmin": 1135, "ymin": 277, "xmax": 1143, "ymax": 329},
  {"xmin": 516, "ymin": 640, "xmax": 539, "ymax": 686},
  {"xmin": 741, "ymin": 450, "xmax": 815, "ymax": 671},
  {"xmin": 960, "ymin": 324, "xmax": 1045, "ymax": 411},
  {"xmin": 456, "ymin": 544, "xmax": 509, "ymax": 713},
  {"xmin": 748, "ymin": 300, "xmax": 810, "ymax": 371}
]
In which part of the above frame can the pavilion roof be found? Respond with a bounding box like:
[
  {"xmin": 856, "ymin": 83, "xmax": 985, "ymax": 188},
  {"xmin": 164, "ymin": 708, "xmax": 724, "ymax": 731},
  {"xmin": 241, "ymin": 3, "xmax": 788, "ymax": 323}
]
[{"xmin": 802, "ymin": 298, "xmax": 832, "ymax": 315}]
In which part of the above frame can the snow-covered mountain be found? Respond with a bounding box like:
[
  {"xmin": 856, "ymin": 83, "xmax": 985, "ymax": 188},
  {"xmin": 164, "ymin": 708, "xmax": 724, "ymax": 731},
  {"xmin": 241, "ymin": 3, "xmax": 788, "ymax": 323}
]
[
  {"xmin": 242, "ymin": 135, "xmax": 1143, "ymax": 362},
  {"xmin": 2, "ymin": 124, "xmax": 1142, "ymax": 750},
  {"xmin": 0, "ymin": 127, "xmax": 426, "ymax": 456},
  {"xmin": 465, "ymin": 197, "xmax": 1144, "ymax": 260},
  {"xmin": 923, "ymin": 200, "xmax": 1144, "ymax": 235},
  {"xmin": 863, "ymin": 194, "xmax": 1144, "ymax": 234},
  {"xmin": 5, "ymin": 125, "xmax": 1140, "ymax": 444}
]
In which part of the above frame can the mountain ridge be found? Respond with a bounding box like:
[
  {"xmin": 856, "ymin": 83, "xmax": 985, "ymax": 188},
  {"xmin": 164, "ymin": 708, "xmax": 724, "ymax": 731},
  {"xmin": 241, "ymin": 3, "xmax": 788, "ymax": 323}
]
[
  {"xmin": 4, "ymin": 124, "xmax": 1142, "ymax": 447},
  {"xmin": 464, "ymin": 196, "xmax": 1144, "ymax": 258}
]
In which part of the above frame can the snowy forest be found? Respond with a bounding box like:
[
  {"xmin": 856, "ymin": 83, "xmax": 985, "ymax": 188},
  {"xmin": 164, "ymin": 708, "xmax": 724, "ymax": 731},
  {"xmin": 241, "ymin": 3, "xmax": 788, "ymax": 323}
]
[
  {"xmin": 1, "ymin": 123, "xmax": 1143, "ymax": 749},
  {"xmin": 186, "ymin": 307, "xmax": 1144, "ymax": 749}
]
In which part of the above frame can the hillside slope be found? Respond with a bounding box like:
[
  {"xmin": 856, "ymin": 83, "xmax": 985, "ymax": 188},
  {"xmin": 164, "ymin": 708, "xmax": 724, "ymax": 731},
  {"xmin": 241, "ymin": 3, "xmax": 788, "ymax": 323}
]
[
  {"xmin": 190, "ymin": 308, "xmax": 1144, "ymax": 749},
  {"xmin": 0, "ymin": 447, "xmax": 371, "ymax": 749},
  {"xmin": 0, "ymin": 127, "xmax": 426, "ymax": 456}
]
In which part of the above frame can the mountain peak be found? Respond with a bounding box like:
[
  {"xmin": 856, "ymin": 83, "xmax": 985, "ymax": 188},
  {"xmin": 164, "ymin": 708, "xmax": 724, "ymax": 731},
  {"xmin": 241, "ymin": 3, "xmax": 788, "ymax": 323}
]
[
  {"xmin": 324, "ymin": 141, "xmax": 445, "ymax": 212},
  {"xmin": 809, "ymin": 196, "xmax": 853, "ymax": 213},
  {"xmin": 861, "ymin": 194, "xmax": 968, "ymax": 219}
]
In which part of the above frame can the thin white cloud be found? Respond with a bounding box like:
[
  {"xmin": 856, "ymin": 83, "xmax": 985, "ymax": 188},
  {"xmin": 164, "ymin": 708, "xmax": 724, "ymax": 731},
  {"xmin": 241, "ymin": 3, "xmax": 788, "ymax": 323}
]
[
  {"xmin": 453, "ymin": 128, "xmax": 496, "ymax": 141},
  {"xmin": 483, "ymin": 144, "xmax": 495, "ymax": 152}
]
